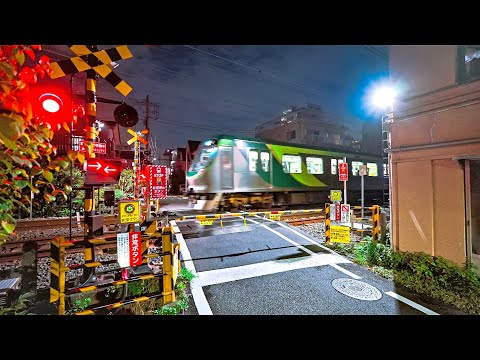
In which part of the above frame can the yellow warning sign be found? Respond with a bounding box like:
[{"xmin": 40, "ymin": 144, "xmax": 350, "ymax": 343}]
[
  {"xmin": 330, "ymin": 190, "xmax": 342, "ymax": 202},
  {"xmin": 119, "ymin": 200, "xmax": 141, "ymax": 224},
  {"xmin": 269, "ymin": 214, "xmax": 281, "ymax": 220},
  {"xmin": 330, "ymin": 225, "xmax": 350, "ymax": 243},
  {"xmin": 199, "ymin": 219, "xmax": 215, "ymax": 225}
]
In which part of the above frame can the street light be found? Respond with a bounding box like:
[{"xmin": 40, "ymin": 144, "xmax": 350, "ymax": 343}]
[{"xmin": 368, "ymin": 82, "xmax": 397, "ymax": 247}]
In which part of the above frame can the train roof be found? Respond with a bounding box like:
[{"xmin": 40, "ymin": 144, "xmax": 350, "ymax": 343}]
[{"xmin": 212, "ymin": 134, "xmax": 383, "ymax": 159}]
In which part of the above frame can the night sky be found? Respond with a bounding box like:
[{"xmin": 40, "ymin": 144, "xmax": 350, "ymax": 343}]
[{"xmin": 43, "ymin": 45, "xmax": 389, "ymax": 155}]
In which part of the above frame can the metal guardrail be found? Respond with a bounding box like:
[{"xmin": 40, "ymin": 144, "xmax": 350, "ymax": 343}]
[{"xmin": 49, "ymin": 222, "xmax": 181, "ymax": 315}]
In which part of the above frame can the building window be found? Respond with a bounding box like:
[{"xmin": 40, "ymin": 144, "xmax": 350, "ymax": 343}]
[
  {"xmin": 306, "ymin": 157, "xmax": 323, "ymax": 174},
  {"xmin": 249, "ymin": 150, "xmax": 258, "ymax": 171},
  {"xmin": 367, "ymin": 162, "xmax": 378, "ymax": 177},
  {"xmin": 352, "ymin": 161, "xmax": 363, "ymax": 176},
  {"xmin": 288, "ymin": 130, "xmax": 296, "ymax": 140},
  {"xmin": 260, "ymin": 151, "xmax": 269, "ymax": 172},
  {"xmin": 458, "ymin": 45, "xmax": 480, "ymax": 83},
  {"xmin": 282, "ymin": 154, "xmax": 302, "ymax": 173}
]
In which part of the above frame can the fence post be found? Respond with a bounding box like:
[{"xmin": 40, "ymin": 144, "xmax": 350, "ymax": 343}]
[
  {"xmin": 50, "ymin": 237, "xmax": 67, "ymax": 315},
  {"xmin": 371, "ymin": 205, "xmax": 380, "ymax": 243},
  {"xmin": 162, "ymin": 226, "xmax": 175, "ymax": 304},
  {"xmin": 325, "ymin": 203, "xmax": 331, "ymax": 244}
]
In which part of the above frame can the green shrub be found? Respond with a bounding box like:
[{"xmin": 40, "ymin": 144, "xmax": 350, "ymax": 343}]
[{"xmin": 332, "ymin": 237, "xmax": 480, "ymax": 314}]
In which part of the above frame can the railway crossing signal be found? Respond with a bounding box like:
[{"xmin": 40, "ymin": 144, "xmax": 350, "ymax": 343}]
[
  {"xmin": 85, "ymin": 159, "xmax": 122, "ymax": 184},
  {"xmin": 128, "ymin": 129, "xmax": 149, "ymax": 199},
  {"xmin": 49, "ymin": 45, "xmax": 133, "ymax": 96},
  {"xmin": 127, "ymin": 128, "xmax": 149, "ymax": 145}
]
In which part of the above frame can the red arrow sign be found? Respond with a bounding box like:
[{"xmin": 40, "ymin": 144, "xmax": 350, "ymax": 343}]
[
  {"xmin": 104, "ymin": 166, "xmax": 116, "ymax": 174},
  {"xmin": 85, "ymin": 159, "xmax": 122, "ymax": 185},
  {"xmin": 87, "ymin": 161, "xmax": 102, "ymax": 171}
]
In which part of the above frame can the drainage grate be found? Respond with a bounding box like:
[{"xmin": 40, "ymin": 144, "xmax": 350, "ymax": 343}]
[{"xmin": 331, "ymin": 278, "xmax": 382, "ymax": 301}]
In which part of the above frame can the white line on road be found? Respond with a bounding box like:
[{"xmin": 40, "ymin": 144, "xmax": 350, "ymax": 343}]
[
  {"xmin": 262, "ymin": 217, "xmax": 336, "ymax": 254},
  {"xmin": 171, "ymin": 220, "xmax": 213, "ymax": 315},
  {"xmin": 385, "ymin": 291, "xmax": 439, "ymax": 315},
  {"xmin": 197, "ymin": 253, "xmax": 351, "ymax": 286},
  {"xmin": 259, "ymin": 216, "xmax": 362, "ymax": 279},
  {"xmin": 247, "ymin": 218, "xmax": 317, "ymax": 256},
  {"xmin": 329, "ymin": 263, "xmax": 361, "ymax": 279}
]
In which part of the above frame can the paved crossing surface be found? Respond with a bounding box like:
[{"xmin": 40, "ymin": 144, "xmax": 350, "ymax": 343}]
[{"xmin": 173, "ymin": 216, "xmax": 459, "ymax": 315}]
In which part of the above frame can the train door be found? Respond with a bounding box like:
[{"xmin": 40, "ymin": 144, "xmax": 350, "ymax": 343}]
[
  {"xmin": 260, "ymin": 150, "xmax": 272, "ymax": 189},
  {"xmin": 219, "ymin": 146, "xmax": 233, "ymax": 190},
  {"xmin": 247, "ymin": 148, "xmax": 271, "ymax": 189},
  {"xmin": 466, "ymin": 159, "xmax": 480, "ymax": 271}
]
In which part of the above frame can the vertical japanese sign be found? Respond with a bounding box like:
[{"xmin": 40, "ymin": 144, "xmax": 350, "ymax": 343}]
[
  {"xmin": 116, "ymin": 232, "xmax": 142, "ymax": 267},
  {"xmin": 335, "ymin": 203, "xmax": 341, "ymax": 221},
  {"xmin": 339, "ymin": 162, "xmax": 348, "ymax": 181},
  {"xmin": 117, "ymin": 233, "xmax": 130, "ymax": 268},
  {"xmin": 148, "ymin": 165, "xmax": 167, "ymax": 199},
  {"xmin": 129, "ymin": 232, "xmax": 142, "ymax": 266}
]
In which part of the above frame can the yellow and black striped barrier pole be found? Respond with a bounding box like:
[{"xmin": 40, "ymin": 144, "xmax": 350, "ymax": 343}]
[
  {"xmin": 371, "ymin": 205, "xmax": 380, "ymax": 243},
  {"xmin": 162, "ymin": 226, "xmax": 175, "ymax": 304},
  {"xmin": 50, "ymin": 237, "xmax": 73, "ymax": 315},
  {"xmin": 84, "ymin": 46, "xmax": 98, "ymax": 240},
  {"xmin": 325, "ymin": 203, "xmax": 331, "ymax": 244}
]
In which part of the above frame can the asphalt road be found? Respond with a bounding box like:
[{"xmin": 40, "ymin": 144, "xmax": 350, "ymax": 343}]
[{"xmin": 173, "ymin": 216, "xmax": 462, "ymax": 316}]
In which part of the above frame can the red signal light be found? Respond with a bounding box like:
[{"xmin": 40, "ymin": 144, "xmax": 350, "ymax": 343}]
[{"xmin": 30, "ymin": 84, "xmax": 71, "ymax": 130}]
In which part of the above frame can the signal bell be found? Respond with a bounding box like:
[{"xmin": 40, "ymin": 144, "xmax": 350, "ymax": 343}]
[{"xmin": 114, "ymin": 103, "xmax": 138, "ymax": 128}]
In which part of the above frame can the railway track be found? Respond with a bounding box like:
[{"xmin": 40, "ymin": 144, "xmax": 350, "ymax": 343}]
[
  {"xmin": 0, "ymin": 236, "xmax": 119, "ymax": 264},
  {"xmin": 280, "ymin": 213, "xmax": 325, "ymax": 226},
  {"xmin": 15, "ymin": 215, "xmax": 119, "ymax": 232}
]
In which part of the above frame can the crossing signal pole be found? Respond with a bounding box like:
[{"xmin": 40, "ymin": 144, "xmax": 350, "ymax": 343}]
[
  {"xmin": 84, "ymin": 46, "xmax": 99, "ymax": 239},
  {"xmin": 48, "ymin": 44, "xmax": 134, "ymax": 239}
]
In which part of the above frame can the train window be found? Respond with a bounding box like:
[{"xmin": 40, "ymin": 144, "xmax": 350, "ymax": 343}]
[
  {"xmin": 331, "ymin": 159, "xmax": 337, "ymax": 174},
  {"xmin": 249, "ymin": 150, "xmax": 258, "ymax": 171},
  {"xmin": 282, "ymin": 155, "xmax": 302, "ymax": 173},
  {"xmin": 367, "ymin": 162, "xmax": 378, "ymax": 176},
  {"xmin": 261, "ymin": 151, "xmax": 269, "ymax": 172},
  {"xmin": 189, "ymin": 147, "xmax": 218, "ymax": 173},
  {"xmin": 306, "ymin": 157, "xmax": 323, "ymax": 174},
  {"xmin": 351, "ymin": 161, "xmax": 363, "ymax": 176}
]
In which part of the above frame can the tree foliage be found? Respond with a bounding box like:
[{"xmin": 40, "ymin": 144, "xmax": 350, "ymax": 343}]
[
  {"xmin": 0, "ymin": 45, "xmax": 84, "ymax": 244},
  {"xmin": 117, "ymin": 169, "xmax": 135, "ymax": 199}
]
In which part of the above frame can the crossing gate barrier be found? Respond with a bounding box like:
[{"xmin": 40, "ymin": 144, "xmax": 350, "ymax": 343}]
[
  {"xmin": 175, "ymin": 208, "xmax": 325, "ymax": 227},
  {"xmin": 49, "ymin": 224, "xmax": 181, "ymax": 315}
]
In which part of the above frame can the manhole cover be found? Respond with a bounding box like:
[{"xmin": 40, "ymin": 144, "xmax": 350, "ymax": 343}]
[{"xmin": 331, "ymin": 278, "xmax": 382, "ymax": 301}]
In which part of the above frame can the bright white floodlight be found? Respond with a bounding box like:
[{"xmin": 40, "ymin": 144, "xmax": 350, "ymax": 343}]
[{"xmin": 371, "ymin": 85, "xmax": 396, "ymax": 111}]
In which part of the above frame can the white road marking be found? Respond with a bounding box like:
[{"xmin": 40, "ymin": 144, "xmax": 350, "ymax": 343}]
[
  {"xmin": 261, "ymin": 216, "xmax": 336, "ymax": 254},
  {"xmin": 197, "ymin": 253, "xmax": 351, "ymax": 286},
  {"xmin": 385, "ymin": 291, "xmax": 439, "ymax": 315},
  {"xmin": 171, "ymin": 220, "xmax": 213, "ymax": 315},
  {"xmin": 247, "ymin": 218, "xmax": 317, "ymax": 255},
  {"xmin": 329, "ymin": 263, "xmax": 362, "ymax": 279},
  {"xmin": 259, "ymin": 216, "xmax": 362, "ymax": 279}
]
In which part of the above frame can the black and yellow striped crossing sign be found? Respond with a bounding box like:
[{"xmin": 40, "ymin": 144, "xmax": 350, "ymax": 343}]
[{"xmin": 49, "ymin": 45, "xmax": 133, "ymax": 96}]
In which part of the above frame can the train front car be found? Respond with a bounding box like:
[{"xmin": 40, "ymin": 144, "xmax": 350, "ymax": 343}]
[{"xmin": 186, "ymin": 139, "xmax": 221, "ymax": 210}]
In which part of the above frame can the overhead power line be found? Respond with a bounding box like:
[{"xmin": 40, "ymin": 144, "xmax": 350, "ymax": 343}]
[
  {"xmin": 183, "ymin": 45, "xmax": 330, "ymax": 99},
  {"xmin": 361, "ymin": 45, "xmax": 389, "ymax": 62}
]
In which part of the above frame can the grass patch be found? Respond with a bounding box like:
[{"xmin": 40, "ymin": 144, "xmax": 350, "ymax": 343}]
[
  {"xmin": 154, "ymin": 267, "xmax": 196, "ymax": 315},
  {"xmin": 327, "ymin": 237, "xmax": 480, "ymax": 314}
]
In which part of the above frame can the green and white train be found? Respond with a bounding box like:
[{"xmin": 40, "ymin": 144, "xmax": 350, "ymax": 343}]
[{"xmin": 187, "ymin": 135, "xmax": 384, "ymax": 210}]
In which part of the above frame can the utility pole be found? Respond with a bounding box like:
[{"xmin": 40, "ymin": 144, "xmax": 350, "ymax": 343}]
[
  {"xmin": 145, "ymin": 95, "xmax": 150, "ymax": 151},
  {"xmin": 145, "ymin": 95, "xmax": 150, "ymax": 219},
  {"xmin": 84, "ymin": 45, "xmax": 99, "ymax": 239}
]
